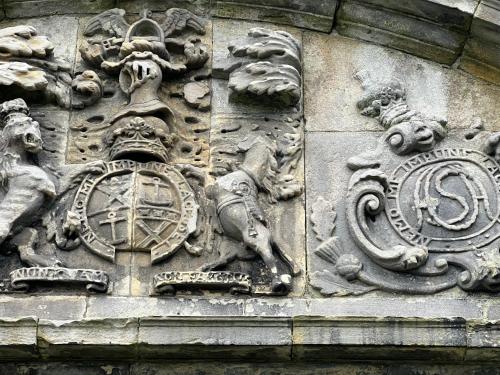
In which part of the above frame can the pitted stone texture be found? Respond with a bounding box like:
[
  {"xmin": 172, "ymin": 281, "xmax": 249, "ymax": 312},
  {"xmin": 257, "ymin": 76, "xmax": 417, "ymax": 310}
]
[
  {"xmin": 212, "ymin": 0, "xmax": 337, "ymax": 32},
  {"xmin": 304, "ymin": 33, "xmax": 500, "ymax": 132},
  {"xmin": 336, "ymin": 0, "xmax": 477, "ymax": 64}
]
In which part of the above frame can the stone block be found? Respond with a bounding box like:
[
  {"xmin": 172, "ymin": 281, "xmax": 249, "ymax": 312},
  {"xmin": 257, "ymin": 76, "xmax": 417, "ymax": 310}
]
[
  {"xmin": 138, "ymin": 317, "xmax": 292, "ymax": 360},
  {"xmin": 212, "ymin": 0, "xmax": 337, "ymax": 32},
  {"xmin": 303, "ymin": 33, "xmax": 500, "ymax": 132},
  {"xmin": 460, "ymin": 0, "xmax": 500, "ymax": 85},
  {"xmin": 37, "ymin": 318, "xmax": 138, "ymax": 359},
  {"xmin": 4, "ymin": 0, "xmax": 116, "ymax": 18},
  {"xmin": 0, "ymin": 295, "xmax": 86, "ymax": 320},
  {"xmin": 85, "ymin": 296, "xmax": 245, "ymax": 319},
  {"xmin": 0, "ymin": 318, "xmax": 38, "ymax": 360},
  {"xmin": 336, "ymin": 0, "xmax": 475, "ymax": 64},
  {"xmin": 292, "ymin": 317, "xmax": 467, "ymax": 361}
]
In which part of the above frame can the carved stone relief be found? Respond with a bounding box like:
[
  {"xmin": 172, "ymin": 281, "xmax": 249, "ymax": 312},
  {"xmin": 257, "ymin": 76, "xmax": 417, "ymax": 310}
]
[
  {"xmin": 219, "ymin": 27, "xmax": 302, "ymax": 107},
  {"xmin": 310, "ymin": 72, "xmax": 500, "ymax": 296},
  {"xmin": 0, "ymin": 7, "xmax": 305, "ymax": 297}
]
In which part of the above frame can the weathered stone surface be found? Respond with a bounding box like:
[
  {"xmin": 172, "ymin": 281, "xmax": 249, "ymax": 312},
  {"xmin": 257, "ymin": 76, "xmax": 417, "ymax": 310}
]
[
  {"xmin": 4, "ymin": 0, "xmax": 115, "ymax": 18},
  {"xmin": 304, "ymin": 33, "xmax": 500, "ymax": 132},
  {"xmin": 212, "ymin": 0, "xmax": 337, "ymax": 32},
  {"xmin": 336, "ymin": 0, "xmax": 477, "ymax": 64}
]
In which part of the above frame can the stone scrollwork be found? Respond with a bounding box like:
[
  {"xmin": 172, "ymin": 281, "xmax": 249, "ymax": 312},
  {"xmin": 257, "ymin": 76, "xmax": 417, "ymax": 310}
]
[{"xmin": 312, "ymin": 72, "xmax": 500, "ymax": 295}]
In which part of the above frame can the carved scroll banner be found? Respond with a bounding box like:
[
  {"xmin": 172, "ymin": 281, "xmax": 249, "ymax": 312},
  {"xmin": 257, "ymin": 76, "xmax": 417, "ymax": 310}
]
[
  {"xmin": 9, "ymin": 267, "xmax": 109, "ymax": 292},
  {"xmin": 153, "ymin": 271, "xmax": 252, "ymax": 295}
]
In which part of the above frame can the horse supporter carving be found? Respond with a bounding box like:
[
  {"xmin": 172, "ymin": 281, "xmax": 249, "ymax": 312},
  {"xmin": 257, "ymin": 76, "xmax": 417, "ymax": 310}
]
[{"xmin": 201, "ymin": 134, "xmax": 300, "ymax": 294}]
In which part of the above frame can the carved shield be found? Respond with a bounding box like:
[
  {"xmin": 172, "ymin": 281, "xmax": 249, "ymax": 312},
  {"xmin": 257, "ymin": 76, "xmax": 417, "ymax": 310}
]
[{"xmin": 72, "ymin": 160, "xmax": 198, "ymax": 264}]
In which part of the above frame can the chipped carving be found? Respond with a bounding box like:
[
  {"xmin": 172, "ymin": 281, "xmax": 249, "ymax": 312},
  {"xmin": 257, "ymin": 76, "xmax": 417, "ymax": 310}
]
[{"xmin": 0, "ymin": 25, "xmax": 102, "ymax": 108}]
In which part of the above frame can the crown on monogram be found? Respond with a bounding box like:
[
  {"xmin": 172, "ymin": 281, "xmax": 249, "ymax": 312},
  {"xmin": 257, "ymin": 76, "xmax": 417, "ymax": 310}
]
[{"xmin": 104, "ymin": 116, "xmax": 177, "ymax": 162}]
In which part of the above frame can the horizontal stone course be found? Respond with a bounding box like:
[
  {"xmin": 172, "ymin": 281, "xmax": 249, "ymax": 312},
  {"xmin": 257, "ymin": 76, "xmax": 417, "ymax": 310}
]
[{"xmin": 0, "ymin": 295, "xmax": 498, "ymax": 361}]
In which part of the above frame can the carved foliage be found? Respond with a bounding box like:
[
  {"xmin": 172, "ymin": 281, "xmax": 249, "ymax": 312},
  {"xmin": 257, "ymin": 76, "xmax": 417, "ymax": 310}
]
[
  {"xmin": 0, "ymin": 25, "xmax": 102, "ymax": 108},
  {"xmin": 224, "ymin": 27, "xmax": 302, "ymax": 107}
]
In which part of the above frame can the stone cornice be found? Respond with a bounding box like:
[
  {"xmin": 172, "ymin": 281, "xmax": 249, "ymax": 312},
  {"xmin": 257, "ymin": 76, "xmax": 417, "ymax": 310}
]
[{"xmin": 0, "ymin": 295, "xmax": 499, "ymax": 361}]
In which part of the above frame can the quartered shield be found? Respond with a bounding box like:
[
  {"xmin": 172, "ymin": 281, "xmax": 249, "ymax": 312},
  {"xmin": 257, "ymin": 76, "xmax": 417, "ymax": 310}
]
[{"xmin": 72, "ymin": 160, "xmax": 198, "ymax": 264}]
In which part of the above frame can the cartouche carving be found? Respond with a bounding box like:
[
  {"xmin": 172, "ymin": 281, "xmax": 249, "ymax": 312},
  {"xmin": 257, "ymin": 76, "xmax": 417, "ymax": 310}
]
[{"xmin": 311, "ymin": 73, "xmax": 500, "ymax": 295}]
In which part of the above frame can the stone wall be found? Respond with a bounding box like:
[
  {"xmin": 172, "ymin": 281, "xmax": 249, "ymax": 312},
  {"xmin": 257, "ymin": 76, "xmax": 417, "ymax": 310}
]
[{"xmin": 0, "ymin": 1, "xmax": 498, "ymax": 374}]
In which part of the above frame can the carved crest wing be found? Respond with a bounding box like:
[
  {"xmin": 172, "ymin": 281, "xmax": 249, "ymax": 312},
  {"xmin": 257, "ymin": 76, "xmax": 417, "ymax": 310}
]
[
  {"xmin": 84, "ymin": 8, "xmax": 130, "ymax": 38},
  {"xmin": 161, "ymin": 8, "xmax": 206, "ymax": 37}
]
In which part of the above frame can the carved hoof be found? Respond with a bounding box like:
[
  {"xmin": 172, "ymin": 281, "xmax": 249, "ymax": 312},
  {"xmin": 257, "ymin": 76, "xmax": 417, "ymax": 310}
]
[{"xmin": 271, "ymin": 274, "xmax": 292, "ymax": 295}]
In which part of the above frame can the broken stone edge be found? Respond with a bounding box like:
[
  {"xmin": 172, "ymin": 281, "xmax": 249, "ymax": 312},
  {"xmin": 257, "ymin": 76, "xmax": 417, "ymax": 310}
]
[{"xmin": 0, "ymin": 295, "xmax": 499, "ymax": 362}]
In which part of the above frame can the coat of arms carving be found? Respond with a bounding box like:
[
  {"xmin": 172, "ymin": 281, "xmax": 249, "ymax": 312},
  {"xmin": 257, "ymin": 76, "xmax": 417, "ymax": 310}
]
[{"xmin": 0, "ymin": 7, "xmax": 305, "ymax": 296}]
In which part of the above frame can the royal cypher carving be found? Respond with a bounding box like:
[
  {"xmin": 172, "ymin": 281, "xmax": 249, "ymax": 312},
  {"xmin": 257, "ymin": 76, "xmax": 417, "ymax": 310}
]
[
  {"xmin": 311, "ymin": 72, "xmax": 500, "ymax": 295},
  {"xmin": 0, "ymin": 8, "xmax": 304, "ymax": 296}
]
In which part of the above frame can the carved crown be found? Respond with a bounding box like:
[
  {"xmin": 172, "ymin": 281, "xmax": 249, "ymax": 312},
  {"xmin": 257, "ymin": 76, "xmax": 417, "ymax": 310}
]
[{"xmin": 104, "ymin": 116, "xmax": 176, "ymax": 162}]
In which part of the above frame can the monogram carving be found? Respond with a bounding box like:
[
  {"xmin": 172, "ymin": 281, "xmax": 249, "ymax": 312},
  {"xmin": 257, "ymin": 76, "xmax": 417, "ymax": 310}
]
[{"xmin": 311, "ymin": 73, "xmax": 500, "ymax": 296}]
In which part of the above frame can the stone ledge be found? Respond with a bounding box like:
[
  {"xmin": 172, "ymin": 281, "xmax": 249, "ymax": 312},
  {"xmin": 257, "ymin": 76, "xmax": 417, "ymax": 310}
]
[
  {"xmin": 0, "ymin": 315, "xmax": 498, "ymax": 361},
  {"xmin": 335, "ymin": 0, "xmax": 474, "ymax": 64},
  {"xmin": 460, "ymin": 0, "xmax": 500, "ymax": 84},
  {"xmin": 211, "ymin": 1, "xmax": 338, "ymax": 32},
  {"xmin": 0, "ymin": 296, "xmax": 498, "ymax": 361}
]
